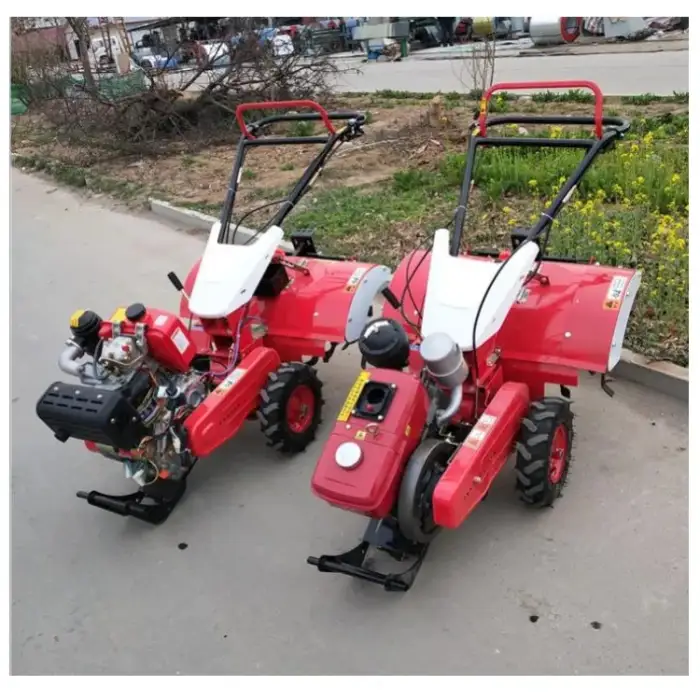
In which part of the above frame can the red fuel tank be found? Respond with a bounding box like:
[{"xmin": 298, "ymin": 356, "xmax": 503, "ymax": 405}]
[
  {"xmin": 310, "ymin": 368, "xmax": 430, "ymax": 519},
  {"xmin": 100, "ymin": 307, "xmax": 196, "ymax": 373}
]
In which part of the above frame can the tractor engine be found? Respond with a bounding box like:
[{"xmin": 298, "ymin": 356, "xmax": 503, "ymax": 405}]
[{"xmin": 36, "ymin": 304, "xmax": 206, "ymax": 488}]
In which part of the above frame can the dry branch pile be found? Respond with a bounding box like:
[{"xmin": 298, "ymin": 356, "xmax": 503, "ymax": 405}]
[{"xmin": 12, "ymin": 19, "xmax": 342, "ymax": 158}]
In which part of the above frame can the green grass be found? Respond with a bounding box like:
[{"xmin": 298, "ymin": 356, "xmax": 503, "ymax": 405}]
[
  {"xmin": 339, "ymin": 90, "xmax": 689, "ymax": 106},
  {"xmin": 284, "ymin": 120, "xmax": 689, "ymax": 365},
  {"xmin": 288, "ymin": 120, "xmax": 315, "ymax": 138},
  {"xmin": 13, "ymin": 154, "xmax": 146, "ymax": 201},
  {"xmin": 13, "ymin": 96, "xmax": 688, "ymax": 365}
]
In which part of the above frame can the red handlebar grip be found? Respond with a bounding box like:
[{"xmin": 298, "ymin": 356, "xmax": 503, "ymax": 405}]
[
  {"xmin": 235, "ymin": 100, "xmax": 337, "ymax": 139},
  {"xmin": 478, "ymin": 80, "xmax": 604, "ymax": 139}
]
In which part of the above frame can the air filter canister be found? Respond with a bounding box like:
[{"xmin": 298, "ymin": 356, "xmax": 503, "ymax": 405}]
[{"xmin": 419, "ymin": 333, "xmax": 468, "ymax": 389}]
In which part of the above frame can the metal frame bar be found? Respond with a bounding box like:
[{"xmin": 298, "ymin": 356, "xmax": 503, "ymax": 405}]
[
  {"xmin": 449, "ymin": 113, "xmax": 630, "ymax": 256},
  {"xmin": 218, "ymin": 102, "xmax": 365, "ymax": 244},
  {"xmin": 478, "ymin": 80, "xmax": 606, "ymax": 138}
]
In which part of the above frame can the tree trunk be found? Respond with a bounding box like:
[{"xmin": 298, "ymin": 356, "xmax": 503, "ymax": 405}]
[{"xmin": 66, "ymin": 17, "xmax": 96, "ymax": 92}]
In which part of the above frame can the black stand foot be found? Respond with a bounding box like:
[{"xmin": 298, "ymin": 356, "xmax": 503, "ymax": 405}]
[
  {"xmin": 307, "ymin": 518, "xmax": 430, "ymax": 592},
  {"xmin": 76, "ymin": 478, "xmax": 187, "ymax": 525}
]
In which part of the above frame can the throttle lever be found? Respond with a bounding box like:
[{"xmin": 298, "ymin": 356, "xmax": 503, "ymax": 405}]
[{"xmin": 381, "ymin": 287, "xmax": 401, "ymax": 310}]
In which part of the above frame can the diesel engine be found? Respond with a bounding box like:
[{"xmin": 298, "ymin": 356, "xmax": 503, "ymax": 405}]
[{"xmin": 36, "ymin": 304, "xmax": 206, "ymax": 489}]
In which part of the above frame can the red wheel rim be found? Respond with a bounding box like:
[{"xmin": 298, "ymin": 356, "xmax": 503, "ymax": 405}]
[
  {"xmin": 548, "ymin": 425, "xmax": 568, "ymax": 483},
  {"xmin": 286, "ymin": 385, "xmax": 315, "ymax": 434}
]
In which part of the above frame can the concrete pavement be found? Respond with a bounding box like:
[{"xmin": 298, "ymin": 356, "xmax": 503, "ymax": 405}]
[
  {"xmin": 174, "ymin": 49, "xmax": 688, "ymax": 97},
  {"xmin": 11, "ymin": 170, "xmax": 688, "ymax": 675},
  {"xmin": 331, "ymin": 37, "xmax": 690, "ymax": 63},
  {"xmin": 330, "ymin": 50, "xmax": 689, "ymax": 96}
]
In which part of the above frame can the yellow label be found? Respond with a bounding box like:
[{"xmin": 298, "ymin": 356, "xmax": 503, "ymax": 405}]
[
  {"xmin": 355, "ymin": 430, "xmax": 367, "ymax": 441},
  {"xmin": 405, "ymin": 424, "xmax": 411, "ymax": 437},
  {"xmin": 479, "ymin": 98, "xmax": 487, "ymax": 114},
  {"xmin": 110, "ymin": 307, "xmax": 127, "ymax": 323},
  {"xmin": 69, "ymin": 309, "xmax": 85, "ymax": 328},
  {"xmin": 337, "ymin": 370, "xmax": 371, "ymax": 422}
]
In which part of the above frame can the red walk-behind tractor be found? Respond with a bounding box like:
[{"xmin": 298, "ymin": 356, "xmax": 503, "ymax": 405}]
[
  {"xmin": 307, "ymin": 81, "xmax": 642, "ymax": 592},
  {"xmin": 35, "ymin": 101, "xmax": 393, "ymax": 525}
]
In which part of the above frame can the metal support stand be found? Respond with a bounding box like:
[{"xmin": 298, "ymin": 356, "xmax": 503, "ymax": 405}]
[{"xmin": 307, "ymin": 517, "xmax": 430, "ymax": 592}]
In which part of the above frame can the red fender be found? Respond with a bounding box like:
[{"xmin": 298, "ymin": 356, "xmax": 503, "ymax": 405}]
[
  {"xmin": 383, "ymin": 252, "xmax": 642, "ymax": 376},
  {"xmin": 498, "ymin": 262, "xmax": 642, "ymax": 374},
  {"xmin": 180, "ymin": 253, "xmax": 392, "ymax": 361},
  {"xmin": 184, "ymin": 346, "xmax": 280, "ymax": 457},
  {"xmin": 432, "ymin": 381, "xmax": 530, "ymax": 528}
]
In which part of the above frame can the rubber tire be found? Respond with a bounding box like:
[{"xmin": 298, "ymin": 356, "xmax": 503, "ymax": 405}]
[
  {"xmin": 514, "ymin": 397, "xmax": 574, "ymax": 507},
  {"xmin": 397, "ymin": 438, "xmax": 455, "ymax": 544},
  {"xmin": 257, "ymin": 362, "xmax": 324, "ymax": 454}
]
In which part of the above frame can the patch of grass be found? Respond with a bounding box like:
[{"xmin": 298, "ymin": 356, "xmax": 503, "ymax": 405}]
[
  {"xmin": 242, "ymin": 168, "xmax": 256, "ymax": 181},
  {"xmin": 280, "ymin": 163, "xmax": 295, "ymax": 171},
  {"xmin": 621, "ymin": 93, "xmax": 659, "ymax": 106},
  {"xmin": 531, "ymin": 90, "xmax": 596, "ymax": 104},
  {"xmin": 285, "ymin": 181, "xmax": 456, "ymax": 265},
  {"xmin": 435, "ymin": 126, "xmax": 687, "ymax": 213},
  {"xmin": 181, "ymin": 154, "xmax": 196, "ymax": 168},
  {"xmin": 13, "ymin": 154, "xmax": 146, "ymax": 201},
  {"xmin": 288, "ymin": 120, "xmax": 315, "ymax": 138},
  {"xmin": 286, "ymin": 118, "xmax": 688, "ymax": 364}
]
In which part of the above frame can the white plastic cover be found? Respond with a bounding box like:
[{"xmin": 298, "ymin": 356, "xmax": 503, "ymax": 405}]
[
  {"xmin": 421, "ymin": 229, "xmax": 539, "ymax": 351},
  {"xmin": 189, "ymin": 222, "xmax": 284, "ymax": 319}
]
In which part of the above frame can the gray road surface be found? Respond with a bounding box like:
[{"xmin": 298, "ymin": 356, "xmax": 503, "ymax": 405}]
[
  {"xmin": 11, "ymin": 170, "xmax": 688, "ymax": 675},
  {"xmin": 330, "ymin": 50, "xmax": 689, "ymax": 96},
  {"xmin": 176, "ymin": 50, "xmax": 688, "ymax": 97}
]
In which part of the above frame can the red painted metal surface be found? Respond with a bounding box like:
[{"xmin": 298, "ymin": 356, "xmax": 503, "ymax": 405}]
[
  {"xmin": 382, "ymin": 251, "xmax": 635, "ymax": 378},
  {"xmin": 184, "ymin": 346, "xmax": 280, "ymax": 458},
  {"xmin": 286, "ymin": 385, "xmax": 316, "ymax": 434},
  {"xmin": 496, "ymin": 261, "xmax": 637, "ymax": 374},
  {"xmin": 560, "ymin": 17, "xmax": 583, "ymax": 43},
  {"xmin": 310, "ymin": 368, "xmax": 430, "ymax": 518},
  {"xmin": 181, "ymin": 254, "xmax": 384, "ymax": 364},
  {"xmin": 99, "ymin": 308, "xmax": 196, "ymax": 373},
  {"xmin": 478, "ymin": 80, "xmax": 604, "ymax": 138},
  {"xmin": 432, "ymin": 382, "xmax": 531, "ymax": 529},
  {"xmin": 549, "ymin": 424, "xmax": 569, "ymax": 483},
  {"xmin": 235, "ymin": 100, "xmax": 337, "ymax": 139}
]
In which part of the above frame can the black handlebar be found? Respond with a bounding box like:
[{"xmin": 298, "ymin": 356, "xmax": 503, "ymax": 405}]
[
  {"xmin": 483, "ymin": 113, "xmax": 630, "ymax": 135},
  {"xmin": 248, "ymin": 111, "xmax": 366, "ymax": 137}
]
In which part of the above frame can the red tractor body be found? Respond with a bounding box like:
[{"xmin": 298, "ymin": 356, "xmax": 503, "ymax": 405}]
[
  {"xmin": 36, "ymin": 101, "xmax": 391, "ymax": 525},
  {"xmin": 307, "ymin": 81, "xmax": 642, "ymax": 592},
  {"xmin": 311, "ymin": 368, "xmax": 430, "ymax": 518}
]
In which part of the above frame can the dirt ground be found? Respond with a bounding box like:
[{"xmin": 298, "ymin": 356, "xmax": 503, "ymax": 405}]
[{"xmin": 11, "ymin": 96, "xmax": 688, "ymax": 215}]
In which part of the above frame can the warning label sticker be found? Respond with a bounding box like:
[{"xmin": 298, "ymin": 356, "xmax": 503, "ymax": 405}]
[
  {"xmin": 337, "ymin": 370, "xmax": 370, "ymax": 422},
  {"xmin": 214, "ymin": 368, "xmax": 246, "ymax": 395},
  {"xmin": 345, "ymin": 267, "xmax": 367, "ymax": 293},
  {"xmin": 603, "ymin": 275, "xmax": 628, "ymax": 311},
  {"xmin": 465, "ymin": 414, "xmax": 496, "ymax": 449},
  {"xmin": 171, "ymin": 328, "xmax": 191, "ymax": 355}
]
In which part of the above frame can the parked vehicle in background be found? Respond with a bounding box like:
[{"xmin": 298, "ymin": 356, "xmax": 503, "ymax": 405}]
[
  {"xmin": 195, "ymin": 40, "xmax": 232, "ymax": 67},
  {"xmin": 271, "ymin": 33, "xmax": 294, "ymax": 56}
]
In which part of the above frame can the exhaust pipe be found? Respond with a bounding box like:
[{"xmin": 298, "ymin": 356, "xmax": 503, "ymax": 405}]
[
  {"xmin": 419, "ymin": 332, "xmax": 469, "ymax": 426},
  {"xmin": 58, "ymin": 342, "xmax": 85, "ymax": 377}
]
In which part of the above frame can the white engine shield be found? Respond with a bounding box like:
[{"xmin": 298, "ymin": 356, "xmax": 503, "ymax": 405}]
[
  {"xmin": 421, "ymin": 229, "xmax": 539, "ymax": 351},
  {"xmin": 189, "ymin": 222, "xmax": 284, "ymax": 319}
]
